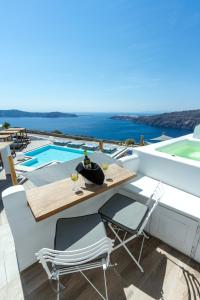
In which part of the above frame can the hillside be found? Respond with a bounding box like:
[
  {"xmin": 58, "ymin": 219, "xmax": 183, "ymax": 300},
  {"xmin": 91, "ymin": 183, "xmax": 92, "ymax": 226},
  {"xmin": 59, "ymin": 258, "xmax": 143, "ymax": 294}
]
[
  {"xmin": 111, "ymin": 109, "xmax": 200, "ymax": 130},
  {"xmin": 0, "ymin": 109, "xmax": 77, "ymax": 118}
]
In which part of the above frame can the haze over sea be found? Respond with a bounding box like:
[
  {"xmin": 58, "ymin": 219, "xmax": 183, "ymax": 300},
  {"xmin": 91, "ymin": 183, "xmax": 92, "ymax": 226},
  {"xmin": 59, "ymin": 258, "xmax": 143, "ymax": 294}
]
[{"xmin": 0, "ymin": 113, "xmax": 191, "ymax": 142}]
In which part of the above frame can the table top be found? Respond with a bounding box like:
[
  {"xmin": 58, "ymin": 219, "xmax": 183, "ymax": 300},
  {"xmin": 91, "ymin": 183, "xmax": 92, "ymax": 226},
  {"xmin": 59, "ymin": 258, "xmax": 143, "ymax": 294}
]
[
  {"xmin": 0, "ymin": 142, "xmax": 12, "ymax": 151},
  {"xmin": 6, "ymin": 127, "xmax": 25, "ymax": 131},
  {"xmin": 26, "ymin": 163, "xmax": 136, "ymax": 222},
  {"xmin": 0, "ymin": 134, "xmax": 11, "ymax": 139},
  {"xmin": 0, "ymin": 130, "xmax": 20, "ymax": 134}
]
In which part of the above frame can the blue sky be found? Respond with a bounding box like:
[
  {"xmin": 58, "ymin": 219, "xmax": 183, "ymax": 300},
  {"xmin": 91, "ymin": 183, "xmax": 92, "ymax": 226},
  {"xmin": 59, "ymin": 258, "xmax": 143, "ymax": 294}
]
[{"xmin": 0, "ymin": 0, "xmax": 200, "ymax": 113}]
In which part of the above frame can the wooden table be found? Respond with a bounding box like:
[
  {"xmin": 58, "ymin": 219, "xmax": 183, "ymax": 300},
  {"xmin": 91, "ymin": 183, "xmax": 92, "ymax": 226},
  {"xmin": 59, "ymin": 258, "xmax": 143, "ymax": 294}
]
[
  {"xmin": 0, "ymin": 134, "xmax": 12, "ymax": 141},
  {"xmin": 7, "ymin": 127, "xmax": 27, "ymax": 135},
  {"xmin": 6, "ymin": 127, "xmax": 25, "ymax": 131},
  {"xmin": 6, "ymin": 128, "xmax": 28, "ymax": 139},
  {"xmin": 26, "ymin": 163, "xmax": 136, "ymax": 222},
  {"xmin": 0, "ymin": 130, "xmax": 20, "ymax": 135},
  {"xmin": 0, "ymin": 130, "xmax": 27, "ymax": 146}
]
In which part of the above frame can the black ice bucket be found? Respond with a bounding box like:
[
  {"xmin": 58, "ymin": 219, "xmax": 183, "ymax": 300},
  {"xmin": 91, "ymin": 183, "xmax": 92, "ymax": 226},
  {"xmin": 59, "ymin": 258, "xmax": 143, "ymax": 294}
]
[{"xmin": 76, "ymin": 162, "xmax": 105, "ymax": 185}]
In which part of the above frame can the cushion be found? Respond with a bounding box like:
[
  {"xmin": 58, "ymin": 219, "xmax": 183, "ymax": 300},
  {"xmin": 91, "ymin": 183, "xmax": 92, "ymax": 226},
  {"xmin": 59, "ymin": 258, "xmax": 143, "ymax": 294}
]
[
  {"xmin": 99, "ymin": 193, "xmax": 148, "ymax": 233},
  {"xmin": 54, "ymin": 214, "xmax": 107, "ymax": 251}
]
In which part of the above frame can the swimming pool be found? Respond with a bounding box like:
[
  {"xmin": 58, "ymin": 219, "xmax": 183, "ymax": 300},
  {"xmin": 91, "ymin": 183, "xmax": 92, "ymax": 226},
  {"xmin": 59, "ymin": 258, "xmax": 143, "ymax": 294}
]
[
  {"xmin": 21, "ymin": 145, "xmax": 88, "ymax": 168},
  {"xmin": 157, "ymin": 140, "xmax": 200, "ymax": 161}
]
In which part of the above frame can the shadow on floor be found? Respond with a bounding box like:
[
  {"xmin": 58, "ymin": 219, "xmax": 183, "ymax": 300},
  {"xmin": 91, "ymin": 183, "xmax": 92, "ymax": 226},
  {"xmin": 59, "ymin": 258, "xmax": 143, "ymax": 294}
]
[
  {"xmin": 20, "ymin": 235, "xmax": 200, "ymax": 300},
  {"xmin": 182, "ymin": 268, "xmax": 200, "ymax": 300},
  {"xmin": 21, "ymin": 262, "xmax": 127, "ymax": 300},
  {"xmin": 160, "ymin": 243, "xmax": 200, "ymax": 300},
  {"xmin": 111, "ymin": 236, "xmax": 167, "ymax": 300},
  {"xmin": 21, "ymin": 236, "xmax": 166, "ymax": 300}
]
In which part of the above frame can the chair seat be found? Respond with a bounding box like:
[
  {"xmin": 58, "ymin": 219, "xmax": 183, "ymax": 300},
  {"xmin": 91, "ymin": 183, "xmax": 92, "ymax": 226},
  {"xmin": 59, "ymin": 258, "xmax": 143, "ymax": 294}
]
[
  {"xmin": 99, "ymin": 193, "xmax": 148, "ymax": 233},
  {"xmin": 54, "ymin": 214, "xmax": 107, "ymax": 252}
]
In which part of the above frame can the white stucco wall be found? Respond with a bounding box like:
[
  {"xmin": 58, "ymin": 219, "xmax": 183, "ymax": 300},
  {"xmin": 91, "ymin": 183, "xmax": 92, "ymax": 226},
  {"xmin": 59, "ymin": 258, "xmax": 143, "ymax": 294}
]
[
  {"xmin": 2, "ymin": 185, "xmax": 116, "ymax": 271},
  {"xmin": 1, "ymin": 145, "xmax": 11, "ymax": 174}
]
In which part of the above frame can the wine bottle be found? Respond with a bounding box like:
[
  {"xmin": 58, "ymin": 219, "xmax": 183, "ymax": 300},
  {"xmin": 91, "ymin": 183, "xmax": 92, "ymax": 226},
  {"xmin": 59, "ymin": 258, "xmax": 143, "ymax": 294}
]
[{"xmin": 84, "ymin": 150, "xmax": 92, "ymax": 169}]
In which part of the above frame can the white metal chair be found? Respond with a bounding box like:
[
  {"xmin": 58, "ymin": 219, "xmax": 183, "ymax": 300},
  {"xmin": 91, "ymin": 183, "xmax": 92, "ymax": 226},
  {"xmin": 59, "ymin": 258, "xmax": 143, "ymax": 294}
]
[
  {"xmin": 99, "ymin": 182, "xmax": 164, "ymax": 272},
  {"xmin": 36, "ymin": 214, "xmax": 114, "ymax": 300}
]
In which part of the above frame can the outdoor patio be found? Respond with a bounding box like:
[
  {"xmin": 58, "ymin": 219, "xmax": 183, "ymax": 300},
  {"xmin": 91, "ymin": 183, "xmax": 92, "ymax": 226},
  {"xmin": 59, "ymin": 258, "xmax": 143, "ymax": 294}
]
[
  {"xmin": 21, "ymin": 238, "xmax": 199, "ymax": 300},
  {"xmin": 1, "ymin": 133, "xmax": 200, "ymax": 300},
  {"xmin": 0, "ymin": 168, "xmax": 200, "ymax": 300}
]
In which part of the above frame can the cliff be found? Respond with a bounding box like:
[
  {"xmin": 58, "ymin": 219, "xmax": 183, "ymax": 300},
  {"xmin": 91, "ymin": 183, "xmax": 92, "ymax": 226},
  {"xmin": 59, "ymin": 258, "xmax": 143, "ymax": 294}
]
[
  {"xmin": 0, "ymin": 109, "xmax": 77, "ymax": 118},
  {"xmin": 111, "ymin": 109, "xmax": 200, "ymax": 130}
]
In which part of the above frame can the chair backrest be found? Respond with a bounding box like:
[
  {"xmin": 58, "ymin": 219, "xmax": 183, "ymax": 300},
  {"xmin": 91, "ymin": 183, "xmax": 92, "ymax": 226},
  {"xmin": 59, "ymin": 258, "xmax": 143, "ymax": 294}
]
[
  {"xmin": 36, "ymin": 237, "xmax": 113, "ymax": 279},
  {"xmin": 138, "ymin": 182, "xmax": 164, "ymax": 235}
]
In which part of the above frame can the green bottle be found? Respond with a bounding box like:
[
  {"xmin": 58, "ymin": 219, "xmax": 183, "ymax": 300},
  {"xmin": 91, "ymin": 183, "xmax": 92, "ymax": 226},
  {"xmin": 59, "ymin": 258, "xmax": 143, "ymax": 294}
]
[{"xmin": 84, "ymin": 150, "xmax": 92, "ymax": 169}]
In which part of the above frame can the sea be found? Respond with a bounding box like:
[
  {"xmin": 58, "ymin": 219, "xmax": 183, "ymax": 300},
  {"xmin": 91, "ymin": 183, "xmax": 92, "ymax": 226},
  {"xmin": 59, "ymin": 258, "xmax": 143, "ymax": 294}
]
[{"xmin": 0, "ymin": 113, "xmax": 191, "ymax": 143}]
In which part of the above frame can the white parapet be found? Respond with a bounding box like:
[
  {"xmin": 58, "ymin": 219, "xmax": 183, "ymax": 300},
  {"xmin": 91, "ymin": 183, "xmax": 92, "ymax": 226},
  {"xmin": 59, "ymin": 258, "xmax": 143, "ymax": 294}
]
[
  {"xmin": 119, "ymin": 153, "xmax": 139, "ymax": 172},
  {"xmin": 2, "ymin": 184, "xmax": 116, "ymax": 271},
  {"xmin": 1, "ymin": 145, "xmax": 11, "ymax": 174},
  {"xmin": 132, "ymin": 135, "xmax": 200, "ymax": 197}
]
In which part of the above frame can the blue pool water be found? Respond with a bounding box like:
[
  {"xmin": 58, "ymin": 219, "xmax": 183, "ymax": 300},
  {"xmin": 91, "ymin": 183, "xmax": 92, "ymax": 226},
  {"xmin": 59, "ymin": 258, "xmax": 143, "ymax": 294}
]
[{"xmin": 21, "ymin": 145, "xmax": 86, "ymax": 168}]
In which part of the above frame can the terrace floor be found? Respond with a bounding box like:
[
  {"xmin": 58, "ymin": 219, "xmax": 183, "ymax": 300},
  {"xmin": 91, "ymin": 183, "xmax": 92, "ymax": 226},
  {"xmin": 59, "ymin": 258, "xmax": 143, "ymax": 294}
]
[
  {"xmin": 20, "ymin": 234, "xmax": 200, "ymax": 300},
  {"xmin": 0, "ymin": 138, "xmax": 200, "ymax": 300}
]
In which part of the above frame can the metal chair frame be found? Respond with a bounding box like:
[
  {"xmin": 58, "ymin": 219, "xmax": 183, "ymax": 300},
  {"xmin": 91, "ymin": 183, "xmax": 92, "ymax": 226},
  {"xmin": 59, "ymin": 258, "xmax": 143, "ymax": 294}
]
[
  {"xmin": 36, "ymin": 237, "xmax": 113, "ymax": 300},
  {"xmin": 104, "ymin": 182, "xmax": 164, "ymax": 273}
]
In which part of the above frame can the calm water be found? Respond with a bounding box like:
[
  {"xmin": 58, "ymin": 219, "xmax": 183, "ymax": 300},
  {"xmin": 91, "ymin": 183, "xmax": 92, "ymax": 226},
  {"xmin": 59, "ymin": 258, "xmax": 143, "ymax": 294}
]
[
  {"xmin": 22, "ymin": 145, "xmax": 85, "ymax": 168},
  {"xmin": 0, "ymin": 113, "xmax": 191, "ymax": 143}
]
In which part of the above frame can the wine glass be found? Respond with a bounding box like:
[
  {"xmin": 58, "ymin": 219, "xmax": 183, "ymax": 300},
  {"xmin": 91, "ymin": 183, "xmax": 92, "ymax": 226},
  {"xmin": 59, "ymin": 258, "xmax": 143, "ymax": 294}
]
[
  {"xmin": 70, "ymin": 173, "xmax": 79, "ymax": 192},
  {"xmin": 102, "ymin": 163, "xmax": 109, "ymax": 181}
]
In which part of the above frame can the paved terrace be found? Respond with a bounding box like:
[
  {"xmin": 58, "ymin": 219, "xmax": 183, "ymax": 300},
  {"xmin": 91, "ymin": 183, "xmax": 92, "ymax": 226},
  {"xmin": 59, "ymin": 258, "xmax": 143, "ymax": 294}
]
[{"xmin": 0, "ymin": 136, "xmax": 200, "ymax": 299}]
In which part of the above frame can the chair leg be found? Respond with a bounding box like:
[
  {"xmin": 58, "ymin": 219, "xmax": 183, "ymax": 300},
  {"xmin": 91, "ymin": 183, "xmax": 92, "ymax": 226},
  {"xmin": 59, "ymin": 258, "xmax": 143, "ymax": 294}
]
[
  {"xmin": 56, "ymin": 276, "xmax": 60, "ymax": 300},
  {"xmin": 108, "ymin": 223, "xmax": 144, "ymax": 272},
  {"xmin": 138, "ymin": 234, "xmax": 145, "ymax": 263},
  {"xmin": 138, "ymin": 231, "xmax": 150, "ymax": 263},
  {"xmin": 80, "ymin": 270, "xmax": 107, "ymax": 300},
  {"xmin": 103, "ymin": 268, "xmax": 109, "ymax": 300},
  {"xmin": 143, "ymin": 231, "xmax": 149, "ymax": 239}
]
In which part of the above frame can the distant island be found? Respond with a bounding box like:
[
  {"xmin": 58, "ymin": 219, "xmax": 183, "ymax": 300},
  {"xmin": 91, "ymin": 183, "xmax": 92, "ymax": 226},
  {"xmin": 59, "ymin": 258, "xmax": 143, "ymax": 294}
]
[
  {"xmin": 111, "ymin": 109, "xmax": 200, "ymax": 130},
  {"xmin": 0, "ymin": 109, "xmax": 77, "ymax": 118}
]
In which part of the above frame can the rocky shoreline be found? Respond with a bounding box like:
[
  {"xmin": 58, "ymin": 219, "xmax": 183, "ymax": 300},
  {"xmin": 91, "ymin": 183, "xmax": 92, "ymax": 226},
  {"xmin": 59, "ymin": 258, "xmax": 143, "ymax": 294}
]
[
  {"xmin": 111, "ymin": 109, "xmax": 200, "ymax": 130},
  {"xmin": 0, "ymin": 109, "xmax": 77, "ymax": 118}
]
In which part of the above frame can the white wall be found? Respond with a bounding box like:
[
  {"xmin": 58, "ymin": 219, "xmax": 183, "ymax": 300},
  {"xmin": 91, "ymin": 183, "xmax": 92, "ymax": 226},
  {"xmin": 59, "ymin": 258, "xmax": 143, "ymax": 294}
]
[
  {"xmin": 2, "ymin": 185, "xmax": 116, "ymax": 271},
  {"xmin": 3, "ymin": 142, "xmax": 200, "ymax": 271},
  {"xmin": 119, "ymin": 154, "xmax": 139, "ymax": 172},
  {"xmin": 135, "ymin": 151, "xmax": 200, "ymax": 197},
  {"xmin": 1, "ymin": 145, "xmax": 11, "ymax": 174}
]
